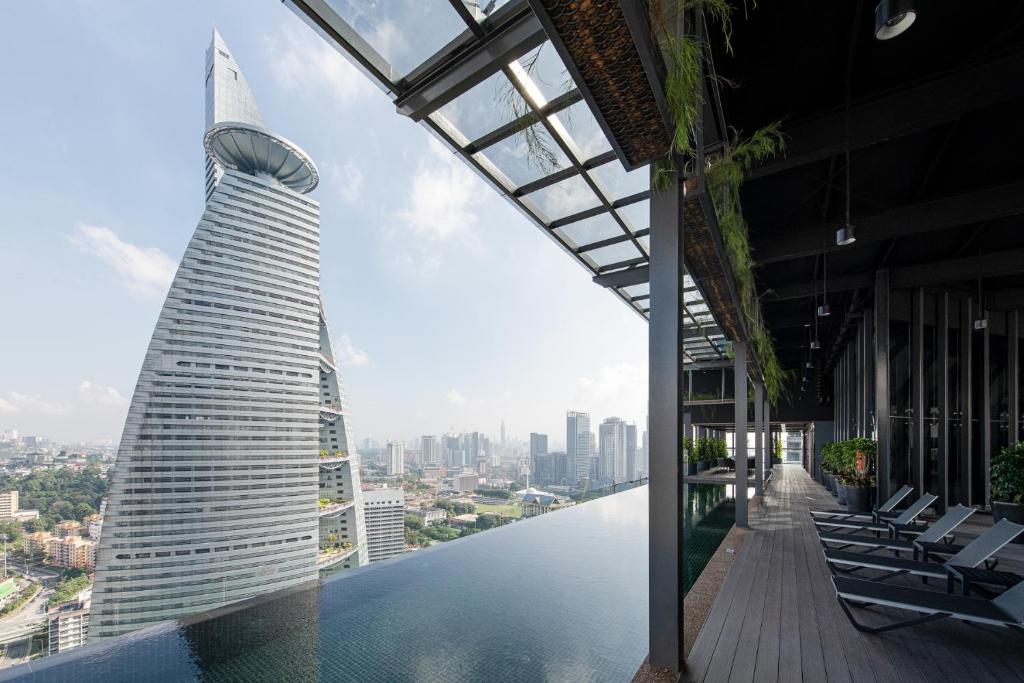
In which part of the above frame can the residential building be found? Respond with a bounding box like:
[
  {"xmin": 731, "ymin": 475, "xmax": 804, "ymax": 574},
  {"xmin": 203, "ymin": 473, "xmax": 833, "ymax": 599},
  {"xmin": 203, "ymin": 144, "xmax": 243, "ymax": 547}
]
[
  {"xmin": 386, "ymin": 441, "xmax": 405, "ymax": 476},
  {"xmin": 455, "ymin": 473, "xmax": 479, "ymax": 492},
  {"xmin": 84, "ymin": 514, "xmax": 102, "ymax": 540},
  {"xmin": 520, "ymin": 489, "xmax": 574, "ymax": 518},
  {"xmin": 25, "ymin": 531, "xmax": 52, "ymax": 557},
  {"xmin": 362, "ymin": 488, "xmax": 405, "ymax": 563},
  {"xmin": 406, "ymin": 507, "xmax": 445, "ymax": 526},
  {"xmin": 449, "ymin": 513, "xmax": 478, "ymax": 527},
  {"xmin": 626, "ymin": 423, "xmax": 638, "ymax": 480},
  {"xmin": 48, "ymin": 589, "xmax": 91, "ymax": 655},
  {"xmin": 599, "ymin": 417, "xmax": 627, "ymax": 483},
  {"xmin": 92, "ymin": 29, "xmax": 331, "ymax": 640},
  {"xmin": 566, "ymin": 411, "xmax": 591, "ymax": 482},
  {"xmin": 0, "ymin": 491, "xmax": 17, "ymax": 519},
  {"xmin": 421, "ymin": 435, "xmax": 440, "ymax": 465},
  {"xmin": 55, "ymin": 521, "xmax": 83, "ymax": 539},
  {"xmin": 48, "ymin": 536, "xmax": 96, "ymax": 570}
]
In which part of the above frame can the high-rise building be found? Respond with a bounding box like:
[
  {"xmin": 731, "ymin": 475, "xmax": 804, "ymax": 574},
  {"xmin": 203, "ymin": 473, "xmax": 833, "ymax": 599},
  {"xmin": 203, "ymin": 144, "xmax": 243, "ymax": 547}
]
[
  {"xmin": 566, "ymin": 411, "xmax": 591, "ymax": 482},
  {"xmin": 48, "ymin": 590, "xmax": 91, "ymax": 655},
  {"xmin": 626, "ymin": 423, "xmax": 638, "ymax": 480},
  {"xmin": 362, "ymin": 488, "xmax": 405, "ymax": 563},
  {"xmin": 641, "ymin": 421, "xmax": 650, "ymax": 478},
  {"xmin": 0, "ymin": 491, "xmax": 18, "ymax": 519},
  {"xmin": 421, "ymin": 435, "xmax": 440, "ymax": 465},
  {"xmin": 92, "ymin": 30, "xmax": 361, "ymax": 639},
  {"xmin": 599, "ymin": 417, "xmax": 627, "ymax": 483},
  {"xmin": 386, "ymin": 441, "xmax": 405, "ymax": 475},
  {"xmin": 462, "ymin": 432, "xmax": 482, "ymax": 469},
  {"xmin": 529, "ymin": 432, "xmax": 548, "ymax": 483}
]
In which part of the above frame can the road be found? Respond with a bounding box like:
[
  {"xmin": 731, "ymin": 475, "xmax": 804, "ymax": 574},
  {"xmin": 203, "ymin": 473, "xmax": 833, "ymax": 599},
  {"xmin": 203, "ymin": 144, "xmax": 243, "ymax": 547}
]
[{"xmin": 0, "ymin": 579, "xmax": 52, "ymax": 645}]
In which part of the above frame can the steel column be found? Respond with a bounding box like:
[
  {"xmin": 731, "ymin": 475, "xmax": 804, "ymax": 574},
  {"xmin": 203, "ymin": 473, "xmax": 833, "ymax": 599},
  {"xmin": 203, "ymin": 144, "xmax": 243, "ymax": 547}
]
[
  {"xmin": 937, "ymin": 293, "xmax": 950, "ymax": 512},
  {"xmin": 754, "ymin": 381, "xmax": 764, "ymax": 496},
  {"xmin": 648, "ymin": 162, "xmax": 683, "ymax": 671},
  {"xmin": 863, "ymin": 305, "xmax": 874, "ymax": 439},
  {"xmin": 734, "ymin": 341, "xmax": 749, "ymax": 527},
  {"xmin": 961, "ymin": 298, "xmax": 973, "ymax": 505},
  {"xmin": 1011, "ymin": 310, "xmax": 1021, "ymax": 446},
  {"xmin": 911, "ymin": 288, "xmax": 926, "ymax": 505},
  {"xmin": 874, "ymin": 270, "xmax": 892, "ymax": 502},
  {"xmin": 982, "ymin": 311, "xmax": 991, "ymax": 507}
]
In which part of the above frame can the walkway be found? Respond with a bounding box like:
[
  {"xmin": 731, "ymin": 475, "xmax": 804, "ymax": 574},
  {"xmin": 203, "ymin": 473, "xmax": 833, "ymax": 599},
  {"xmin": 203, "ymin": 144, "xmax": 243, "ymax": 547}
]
[{"xmin": 685, "ymin": 465, "xmax": 1024, "ymax": 682}]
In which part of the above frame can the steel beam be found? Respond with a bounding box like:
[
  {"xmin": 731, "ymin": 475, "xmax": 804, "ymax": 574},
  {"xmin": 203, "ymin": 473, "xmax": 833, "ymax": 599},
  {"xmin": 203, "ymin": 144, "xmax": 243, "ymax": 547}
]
[
  {"xmin": 874, "ymin": 270, "xmax": 891, "ymax": 502},
  {"xmin": 754, "ymin": 181, "xmax": 1024, "ymax": 264},
  {"xmin": 593, "ymin": 264, "xmax": 650, "ymax": 289},
  {"xmin": 747, "ymin": 51, "xmax": 1024, "ymax": 181},
  {"xmin": 734, "ymin": 341, "xmax": 749, "ymax": 528},
  {"xmin": 648, "ymin": 163, "xmax": 684, "ymax": 671}
]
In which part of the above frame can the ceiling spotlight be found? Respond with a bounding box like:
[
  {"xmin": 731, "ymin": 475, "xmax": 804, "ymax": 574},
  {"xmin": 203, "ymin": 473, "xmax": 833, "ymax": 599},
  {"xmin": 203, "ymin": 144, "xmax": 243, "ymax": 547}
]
[
  {"xmin": 817, "ymin": 304, "xmax": 831, "ymax": 317},
  {"xmin": 836, "ymin": 224, "xmax": 856, "ymax": 246},
  {"xmin": 875, "ymin": 0, "xmax": 917, "ymax": 40},
  {"xmin": 810, "ymin": 339, "xmax": 821, "ymax": 350}
]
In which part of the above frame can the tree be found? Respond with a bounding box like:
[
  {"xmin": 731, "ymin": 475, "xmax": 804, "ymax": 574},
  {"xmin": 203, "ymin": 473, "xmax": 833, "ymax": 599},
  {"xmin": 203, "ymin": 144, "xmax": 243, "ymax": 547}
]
[{"xmin": 404, "ymin": 514, "xmax": 424, "ymax": 531}]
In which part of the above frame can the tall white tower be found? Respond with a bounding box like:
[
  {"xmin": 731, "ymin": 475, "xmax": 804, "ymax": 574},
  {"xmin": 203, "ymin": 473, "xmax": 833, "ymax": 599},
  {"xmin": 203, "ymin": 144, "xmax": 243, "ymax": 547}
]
[{"xmin": 92, "ymin": 29, "xmax": 363, "ymax": 639}]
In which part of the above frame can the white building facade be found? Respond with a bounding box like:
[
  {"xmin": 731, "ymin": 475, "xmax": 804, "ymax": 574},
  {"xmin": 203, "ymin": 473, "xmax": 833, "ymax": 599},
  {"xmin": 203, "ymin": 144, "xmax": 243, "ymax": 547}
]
[{"xmin": 362, "ymin": 488, "xmax": 405, "ymax": 563}]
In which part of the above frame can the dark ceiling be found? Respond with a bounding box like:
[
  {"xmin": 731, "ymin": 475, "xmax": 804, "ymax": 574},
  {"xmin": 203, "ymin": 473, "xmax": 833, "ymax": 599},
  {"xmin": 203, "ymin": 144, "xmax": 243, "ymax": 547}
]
[{"xmin": 706, "ymin": 0, "xmax": 1024, "ymax": 384}]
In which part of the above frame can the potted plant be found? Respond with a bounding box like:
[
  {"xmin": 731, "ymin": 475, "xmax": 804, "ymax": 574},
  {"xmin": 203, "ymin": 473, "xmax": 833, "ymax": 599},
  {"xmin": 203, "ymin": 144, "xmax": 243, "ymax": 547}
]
[
  {"xmin": 683, "ymin": 438, "xmax": 698, "ymax": 476},
  {"xmin": 839, "ymin": 438, "xmax": 877, "ymax": 513},
  {"xmin": 820, "ymin": 442, "xmax": 838, "ymax": 495},
  {"xmin": 715, "ymin": 439, "xmax": 730, "ymax": 470},
  {"xmin": 992, "ymin": 442, "xmax": 1024, "ymax": 532},
  {"xmin": 695, "ymin": 438, "xmax": 710, "ymax": 472}
]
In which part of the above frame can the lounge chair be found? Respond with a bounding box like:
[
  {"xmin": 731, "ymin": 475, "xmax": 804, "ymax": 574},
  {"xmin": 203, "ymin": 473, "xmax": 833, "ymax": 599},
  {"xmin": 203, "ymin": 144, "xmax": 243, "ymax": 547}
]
[
  {"xmin": 818, "ymin": 504, "xmax": 974, "ymax": 558},
  {"xmin": 810, "ymin": 484, "xmax": 914, "ymax": 522},
  {"xmin": 832, "ymin": 574, "xmax": 1024, "ymax": 634},
  {"xmin": 813, "ymin": 493, "xmax": 937, "ymax": 536},
  {"xmin": 823, "ymin": 519, "xmax": 1024, "ymax": 587}
]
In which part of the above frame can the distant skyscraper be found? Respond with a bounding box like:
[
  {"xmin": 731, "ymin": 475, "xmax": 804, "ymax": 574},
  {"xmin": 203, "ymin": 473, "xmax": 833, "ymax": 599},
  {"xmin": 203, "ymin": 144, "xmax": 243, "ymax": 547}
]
[
  {"xmin": 92, "ymin": 30, "xmax": 354, "ymax": 639},
  {"xmin": 625, "ymin": 423, "xmax": 638, "ymax": 480},
  {"xmin": 362, "ymin": 488, "xmax": 405, "ymax": 562},
  {"xmin": 529, "ymin": 432, "xmax": 548, "ymax": 482},
  {"xmin": 386, "ymin": 441, "xmax": 405, "ymax": 475},
  {"xmin": 599, "ymin": 417, "xmax": 627, "ymax": 483},
  {"xmin": 500, "ymin": 420, "xmax": 506, "ymax": 448},
  {"xmin": 421, "ymin": 435, "xmax": 440, "ymax": 465},
  {"xmin": 566, "ymin": 411, "xmax": 591, "ymax": 482},
  {"xmin": 462, "ymin": 432, "xmax": 482, "ymax": 469}
]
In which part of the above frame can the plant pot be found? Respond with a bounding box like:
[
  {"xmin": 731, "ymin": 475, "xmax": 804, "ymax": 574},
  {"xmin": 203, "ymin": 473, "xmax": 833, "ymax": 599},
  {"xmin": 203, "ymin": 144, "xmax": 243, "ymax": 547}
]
[
  {"xmin": 686, "ymin": 462, "xmax": 698, "ymax": 476},
  {"xmin": 822, "ymin": 473, "xmax": 833, "ymax": 493},
  {"xmin": 837, "ymin": 480, "xmax": 847, "ymax": 504},
  {"xmin": 993, "ymin": 501, "xmax": 1024, "ymax": 543},
  {"xmin": 717, "ymin": 458, "xmax": 729, "ymax": 469},
  {"xmin": 843, "ymin": 484, "xmax": 872, "ymax": 513},
  {"xmin": 829, "ymin": 474, "xmax": 838, "ymax": 496},
  {"xmin": 696, "ymin": 461, "xmax": 708, "ymax": 473}
]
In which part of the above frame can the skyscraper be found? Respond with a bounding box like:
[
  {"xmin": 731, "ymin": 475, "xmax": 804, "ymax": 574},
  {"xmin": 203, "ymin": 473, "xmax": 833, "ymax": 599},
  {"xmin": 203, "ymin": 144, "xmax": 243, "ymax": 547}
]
[
  {"xmin": 362, "ymin": 488, "xmax": 406, "ymax": 563},
  {"xmin": 599, "ymin": 417, "xmax": 627, "ymax": 483},
  {"xmin": 91, "ymin": 30, "xmax": 363, "ymax": 639},
  {"xmin": 566, "ymin": 411, "xmax": 591, "ymax": 482},
  {"xmin": 386, "ymin": 441, "xmax": 405, "ymax": 475},
  {"xmin": 625, "ymin": 422, "xmax": 638, "ymax": 480},
  {"xmin": 421, "ymin": 435, "xmax": 440, "ymax": 465}
]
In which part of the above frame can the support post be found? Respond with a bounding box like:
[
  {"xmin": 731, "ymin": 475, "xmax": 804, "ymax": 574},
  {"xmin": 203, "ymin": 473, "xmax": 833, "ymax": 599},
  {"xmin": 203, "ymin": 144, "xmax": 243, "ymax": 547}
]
[
  {"xmin": 911, "ymin": 288, "xmax": 926, "ymax": 504},
  {"xmin": 937, "ymin": 293, "xmax": 950, "ymax": 512},
  {"xmin": 735, "ymin": 342, "xmax": 749, "ymax": 527},
  {"xmin": 961, "ymin": 297, "xmax": 973, "ymax": 505},
  {"xmin": 647, "ymin": 161, "xmax": 683, "ymax": 672},
  {"xmin": 765, "ymin": 398, "xmax": 772, "ymax": 477},
  {"xmin": 874, "ymin": 270, "xmax": 892, "ymax": 502},
  {"xmin": 982, "ymin": 310, "xmax": 991, "ymax": 506},
  {"xmin": 1011, "ymin": 310, "xmax": 1021, "ymax": 448},
  {"xmin": 754, "ymin": 381, "xmax": 764, "ymax": 496}
]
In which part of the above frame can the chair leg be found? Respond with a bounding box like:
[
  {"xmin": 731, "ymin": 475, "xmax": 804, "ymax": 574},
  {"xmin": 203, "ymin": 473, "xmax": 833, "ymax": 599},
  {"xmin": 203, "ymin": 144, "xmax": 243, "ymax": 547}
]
[{"xmin": 836, "ymin": 594, "xmax": 951, "ymax": 634}]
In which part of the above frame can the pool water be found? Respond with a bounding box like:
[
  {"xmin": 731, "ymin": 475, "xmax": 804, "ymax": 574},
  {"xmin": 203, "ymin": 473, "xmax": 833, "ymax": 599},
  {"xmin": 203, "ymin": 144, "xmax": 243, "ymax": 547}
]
[{"xmin": 7, "ymin": 484, "xmax": 736, "ymax": 682}]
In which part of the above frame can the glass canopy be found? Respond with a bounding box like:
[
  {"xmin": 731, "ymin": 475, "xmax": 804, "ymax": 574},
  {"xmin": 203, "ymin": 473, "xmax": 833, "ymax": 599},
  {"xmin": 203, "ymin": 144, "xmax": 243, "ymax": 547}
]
[{"xmin": 290, "ymin": 0, "xmax": 728, "ymax": 362}]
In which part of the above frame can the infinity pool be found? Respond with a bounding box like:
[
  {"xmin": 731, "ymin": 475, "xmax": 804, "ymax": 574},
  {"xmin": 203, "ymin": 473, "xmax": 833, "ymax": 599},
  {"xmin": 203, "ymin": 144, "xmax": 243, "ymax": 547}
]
[{"xmin": 6, "ymin": 483, "xmax": 735, "ymax": 682}]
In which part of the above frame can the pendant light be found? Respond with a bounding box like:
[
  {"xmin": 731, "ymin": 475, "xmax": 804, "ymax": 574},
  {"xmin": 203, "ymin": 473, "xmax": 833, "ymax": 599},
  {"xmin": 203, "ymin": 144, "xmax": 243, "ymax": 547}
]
[
  {"xmin": 817, "ymin": 253, "xmax": 831, "ymax": 317},
  {"xmin": 810, "ymin": 286, "xmax": 821, "ymax": 349},
  {"xmin": 837, "ymin": 92, "xmax": 856, "ymax": 246},
  {"xmin": 974, "ymin": 271, "xmax": 987, "ymax": 330},
  {"xmin": 875, "ymin": 0, "xmax": 917, "ymax": 41}
]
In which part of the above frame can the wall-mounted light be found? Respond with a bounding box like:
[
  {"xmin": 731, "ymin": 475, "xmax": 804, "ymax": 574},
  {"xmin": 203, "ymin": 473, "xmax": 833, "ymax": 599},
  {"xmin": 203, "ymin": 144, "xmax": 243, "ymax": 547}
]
[
  {"xmin": 836, "ymin": 224, "xmax": 856, "ymax": 246},
  {"xmin": 973, "ymin": 318, "xmax": 988, "ymax": 330},
  {"xmin": 875, "ymin": 0, "xmax": 917, "ymax": 40},
  {"xmin": 817, "ymin": 304, "xmax": 831, "ymax": 317},
  {"xmin": 810, "ymin": 339, "xmax": 821, "ymax": 350},
  {"xmin": 806, "ymin": 361, "xmax": 814, "ymax": 369}
]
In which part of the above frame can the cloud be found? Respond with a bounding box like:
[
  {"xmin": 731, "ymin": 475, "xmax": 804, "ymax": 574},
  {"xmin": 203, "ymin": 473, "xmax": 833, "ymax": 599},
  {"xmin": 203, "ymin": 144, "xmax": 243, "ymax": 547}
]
[
  {"xmin": 395, "ymin": 137, "xmax": 482, "ymax": 242},
  {"xmin": 329, "ymin": 160, "xmax": 364, "ymax": 204},
  {"xmin": 577, "ymin": 362, "xmax": 648, "ymax": 420},
  {"xmin": 336, "ymin": 334, "xmax": 370, "ymax": 367},
  {"xmin": 445, "ymin": 389, "xmax": 467, "ymax": 406},
  {"xmin": 78, "ymin": 381, "xmax": 128, "ymax": 407},
  {"xmin": 0, "ymin": 392, "xmax": 72, "ymax": 416},
  {"xmin": 68, "ymin": 224, "xmax": 176, "ymax": 299},
  {"xmin": 265, "ymin": 26, "xmax": 372, "ymax": 108}
]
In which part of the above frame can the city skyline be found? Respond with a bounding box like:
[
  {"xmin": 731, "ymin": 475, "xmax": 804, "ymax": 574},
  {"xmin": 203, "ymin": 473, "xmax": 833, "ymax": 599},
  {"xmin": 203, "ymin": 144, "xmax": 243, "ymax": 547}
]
[{"xmin": 0, "ymin": 1, "xmax": 648, "ymax": 447}]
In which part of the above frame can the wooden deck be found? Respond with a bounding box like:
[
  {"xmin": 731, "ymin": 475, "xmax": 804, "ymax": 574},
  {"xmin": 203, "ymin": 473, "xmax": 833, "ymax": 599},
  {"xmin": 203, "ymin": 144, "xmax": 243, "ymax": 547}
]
[{"xmin": 684, "ymin": 465, "xmax": 1024, "ymax": 682}]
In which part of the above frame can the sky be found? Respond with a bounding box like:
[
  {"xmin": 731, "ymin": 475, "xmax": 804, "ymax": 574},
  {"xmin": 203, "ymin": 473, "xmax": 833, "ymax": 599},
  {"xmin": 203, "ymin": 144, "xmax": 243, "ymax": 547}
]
[{"xmin": 0, "ymin": 1, "xmax": 648, "ymax": 447}]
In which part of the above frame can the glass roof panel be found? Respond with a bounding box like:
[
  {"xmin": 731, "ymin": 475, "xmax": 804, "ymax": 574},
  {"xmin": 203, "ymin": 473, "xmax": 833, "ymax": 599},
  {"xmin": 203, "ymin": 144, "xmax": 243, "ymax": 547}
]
[
  {"xmin": 433, "ymin": 71, "xmax": 527, "ymax": 144},
  {"xmin": 465, "ymin": 0, "xmax": 513, "ymax": 22},
  {"xmin": 586, "ymin": 241, "xmax": 643, "ymax": 268},
  {"xmin": 515, "ymin": 43, "xmax": 576, "ymax": 105},
  {"xmin": 621, "ymin": 282, "xmax": 650, "ymax": 298},
  {"xmin": 548, "ymin": 100, "xmax": 613, "ymax": 164},
  {"xmin": 638, "ymin": 235, "xmax": 650, "ymax": 254},
  {"xmin": 474, "ymin": 122, "xmax": 571, "ymax": 188},
  {"xmin": 522, "ymin": 174, "xmax": 602, "ymax": 223},
  {"xmin": 616, "ymin": 199, "xmax": 650, "ymax": 233},
  {"xmin": 324, "ymin": 1, "xmax": 467, "ymax": 77},
  {"xmin": 553, "ymin": 213, "xmax": 622, "ymax": 249},
  {"xmin": 589, "ymin": 160, "xmax": 648, "ymax": 202}
]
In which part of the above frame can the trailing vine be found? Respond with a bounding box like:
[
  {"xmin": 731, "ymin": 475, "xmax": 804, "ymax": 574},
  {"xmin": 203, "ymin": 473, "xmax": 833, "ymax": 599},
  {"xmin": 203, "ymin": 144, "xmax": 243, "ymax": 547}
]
[{"xmin": 648, "ymin": 0, "xmax": 790, "ymax": 403}]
